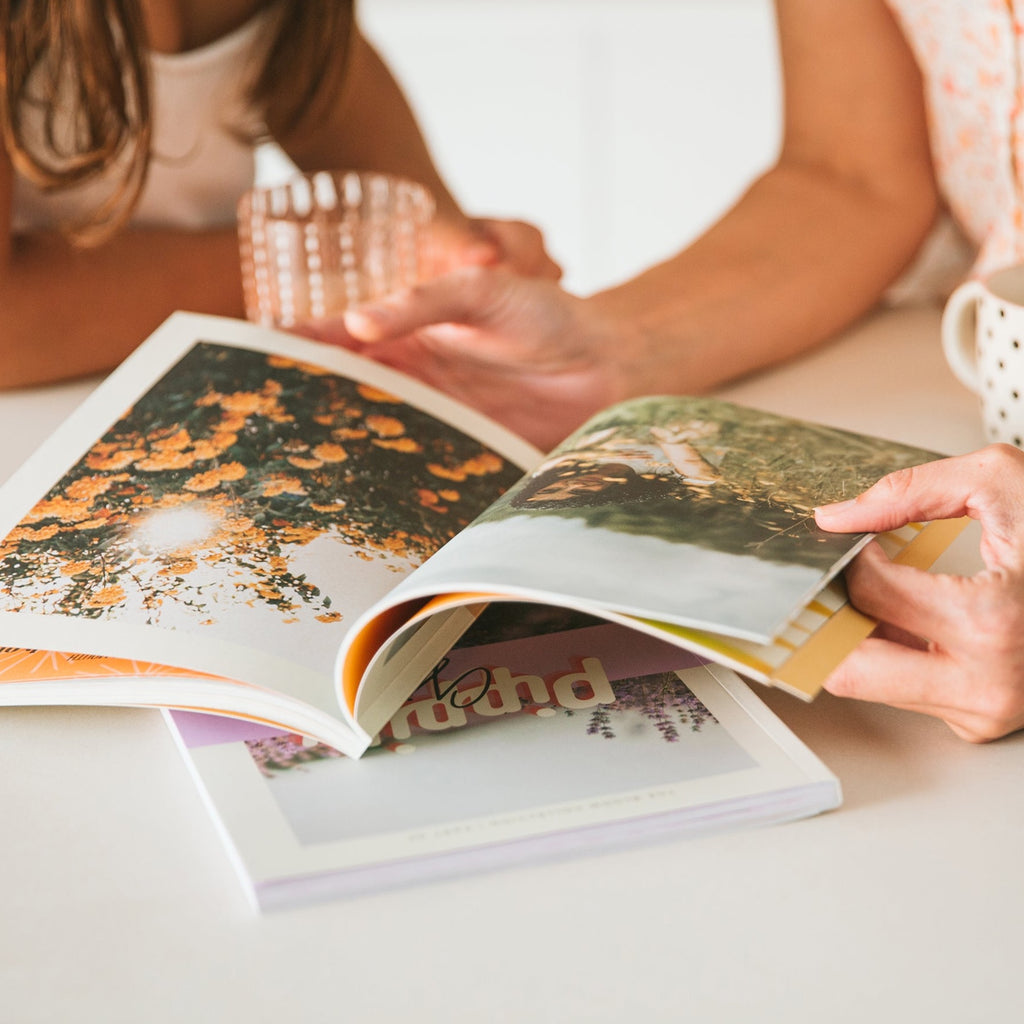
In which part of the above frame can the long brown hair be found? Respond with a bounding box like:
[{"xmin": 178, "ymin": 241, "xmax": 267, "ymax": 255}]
[{"xmin": 0, "ymin": 0, "xmax": 354, "ymax": 245}]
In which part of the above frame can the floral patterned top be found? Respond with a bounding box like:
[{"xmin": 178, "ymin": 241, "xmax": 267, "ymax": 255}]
[{"xmin": 886, "ymin": 0, "xmax": 1024, "ymax": 277}]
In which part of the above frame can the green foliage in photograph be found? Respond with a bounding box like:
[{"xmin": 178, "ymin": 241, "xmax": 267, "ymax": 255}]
[{"xmin": 480, "ymin": 395, "xmax": 939, "ymax": 571}]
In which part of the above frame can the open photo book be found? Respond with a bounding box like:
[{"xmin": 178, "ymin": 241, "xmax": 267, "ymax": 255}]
[{"xmin": 0, "ymin": 312, "xmax": 966, "ymax": 760}]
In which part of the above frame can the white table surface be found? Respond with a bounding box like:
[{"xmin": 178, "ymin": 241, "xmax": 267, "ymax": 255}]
[{"xmin": 2, "ymin": 305, "xmax": 1020, "ymax": 1024}]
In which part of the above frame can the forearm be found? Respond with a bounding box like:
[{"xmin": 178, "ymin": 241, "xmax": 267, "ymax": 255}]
[
  {"xmin": 585, "ymin": 0, "xmax": 940, "ymax": 400},
  {"xmin": 0, "ymin": 227, "xmax": 243, "ymax": 388},
  {"xmin": 589, "ymin": 157, "xmax": 939, "ymax": 399}
]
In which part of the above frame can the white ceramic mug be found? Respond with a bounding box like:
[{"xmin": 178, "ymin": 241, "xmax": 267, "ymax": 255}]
[{"xmin": 941, "ymin": 263, "xmax": 1024, "ymax": 448}]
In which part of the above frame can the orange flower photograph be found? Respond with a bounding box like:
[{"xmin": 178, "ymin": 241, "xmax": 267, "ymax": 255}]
[{"xmin": 0, "ymin": 342, "xmax": 521, "ymax": 671}]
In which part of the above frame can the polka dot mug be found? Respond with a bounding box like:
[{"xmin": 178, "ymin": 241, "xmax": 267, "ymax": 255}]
[{"xmin": 941, "ymin": 264, "xmax": 1024, "ymax": 449}]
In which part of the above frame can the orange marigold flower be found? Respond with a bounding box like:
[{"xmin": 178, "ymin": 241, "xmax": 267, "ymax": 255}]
[
  {"xmin": 366, "ymin": 414, "xmax": 405, "ymax": 437},
  {"xmin": 438, "ymin": 489, "xmax": 460, "ymax": 502},
  {"xmin": 266, "ymin": 355, "xmax": 296, "ymax": 369},
  {"xmin": 23, "ymin": 496, "xmax": 92, "ymax": 523},
  {"xmin": 85, "ymin": 450, "xmax": 142, "ymax": 471},
  {"xmin": 279, "ymin": 526, "xmax": 321, "ymax": 545},
  {"xmin": 211, "ymin": 430, "xmax": 239, "ymax": 449},
  {"xmin": 222, "ymin": 516, "xmax": 255, "ymax": 534},
  {"xmin": 217, "ymin": 412, "xmax": 248, "ymax": 431},
  {"xmin": 311, "ymin": 442, "xmax": 348, "ymax": 463},
  {"xmin": 316, "ymin": 611, "xmax": 343, "ymax": 623},
  {"xmin": 65, "ymin": 475, "xmax": 114, "ymax": 500},
  {"xmin": 460, "ymin": 452, "xmax": 504, "ymax": 476},
  {"xmin": 216, "ymin": 462, "xmax": 247, "ymax": 482},
  {"xmin": 23, "ymin": 524, "xmax": 61, "ymax": 541},
  {"xmin": 357, "ymin": 384, "xmax": 400, "ymax": 403},
  {"xmin": 262, "ymin": 399, "xmax": 288, "ymax": 418},
  {"xmin": 136, "ymin": 451, "xmax": 197, "ymax": 472},
  {"xmin": 153, "ymin": 492, "xmax": 195, "ymax": 508},
  {"xmin": 60, "ymin": 561, "xmax": 94, "ymax": 576},
  {"xmin": 287, "ymin": 455, "xmax": 323, "ymax": 470},
  {"xmin": 86, "ymin": 584, "xmax": 126, "ymax": 608},
  {"xmin": 297, "ymin": 360, "xmax": 333, "ymax": 377},
  {"xmin": 264, "ymin": 357, "xmax": 327, "ymax": 378},
  {"xmin": 426, "ymin": 463, "xmax": 464, "ymax": 482},
  {"xmin": 373, "ymin": 437, "xmax": 421, "ymax": 453},
  {"xmin": 151, "ymin": 428, "xmax": 191, "ymax": 452},
  {"xmin": 189, "ymin": 440, "xmax": 220, "ymax": 461},
  {"xmin": 262, "ymin": 476, "xmax": 306, "ymax": 497},
  {"xmin": 218, "ymin": 392, "xmax": 266, "ymax": 415},
  {"xmin": 182, "ymin": 463, "xmax": 245, "ymax": 492},
  {"xmin": 74, "ymin": 518, "xmax": 112, "ymax": 531},
  {"xmin": 184, "ymin": 471, "xmax": 223, "ymax": 493},
  {"xmin": 429, "ymin": 453, "xmax": 502, "ymax": 479},
  {"xmin": 159, "ymin": 558, "xmax": 197, "ymax": 575}
]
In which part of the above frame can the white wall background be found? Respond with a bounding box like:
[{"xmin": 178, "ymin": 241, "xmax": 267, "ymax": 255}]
[{"xmin": 358, "ymin": 0, "xmax": 783, "ymax": 294}]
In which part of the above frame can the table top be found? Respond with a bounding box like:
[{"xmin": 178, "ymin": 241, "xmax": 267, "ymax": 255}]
[{"xmin": 2, "ymin": 305, "xmax": 1020, "ymax": 1024}]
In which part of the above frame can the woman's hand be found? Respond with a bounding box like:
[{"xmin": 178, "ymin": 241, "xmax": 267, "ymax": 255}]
[
  {"xmin": 814, "ymin": 445, "xmax": 1024, "ymax": 742},
  {"xmin": 428, "ymin": 215, "xmax": 563, "ymax": 280},
  {"xmin": 340, "ymin": 265, "xmax": 630, "ymax": 449}
]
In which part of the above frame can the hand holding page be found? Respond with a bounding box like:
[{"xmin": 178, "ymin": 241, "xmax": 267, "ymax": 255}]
[
  {"xmin": 0, "ymin": 313, "xmax": 966, "ymax": 757},
  {"xmin": 340, "ymin": 396, "xmax": 968, "ymax": 736}
]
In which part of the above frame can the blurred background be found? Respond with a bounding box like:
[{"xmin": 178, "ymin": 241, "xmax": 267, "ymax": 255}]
[{"xmin": 359, "ymin": 0, "xmax": 782, "ymax": 294}]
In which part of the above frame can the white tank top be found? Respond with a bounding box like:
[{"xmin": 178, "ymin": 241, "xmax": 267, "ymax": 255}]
[{"xmin": 12, "ymin": 13, "xmax": 272, "ymax": 232}]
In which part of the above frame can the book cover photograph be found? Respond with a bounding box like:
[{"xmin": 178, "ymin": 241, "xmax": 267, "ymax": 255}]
[{"xmin": 168, "ymin": 610, "xmax": 842, "ymax": 910}]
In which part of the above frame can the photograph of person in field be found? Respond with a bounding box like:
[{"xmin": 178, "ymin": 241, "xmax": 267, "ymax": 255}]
[{"xmin": 493, "ymin": 395, "xmax": 937, "ymax": 571}]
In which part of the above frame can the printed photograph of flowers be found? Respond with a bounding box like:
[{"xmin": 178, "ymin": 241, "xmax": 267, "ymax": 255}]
[
  {"xmin": 244, "ymin": 664, "xmax": 751, "ymax": 846},
  {"xmin": 0, "ymin": 342, "xmax": 522, "ymax": 671}
]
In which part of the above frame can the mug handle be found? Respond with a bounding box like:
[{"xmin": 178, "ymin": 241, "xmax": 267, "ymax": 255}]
[{"xmin": 940, "ymin": 279, "xmax": 986, "ymax": 393}]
